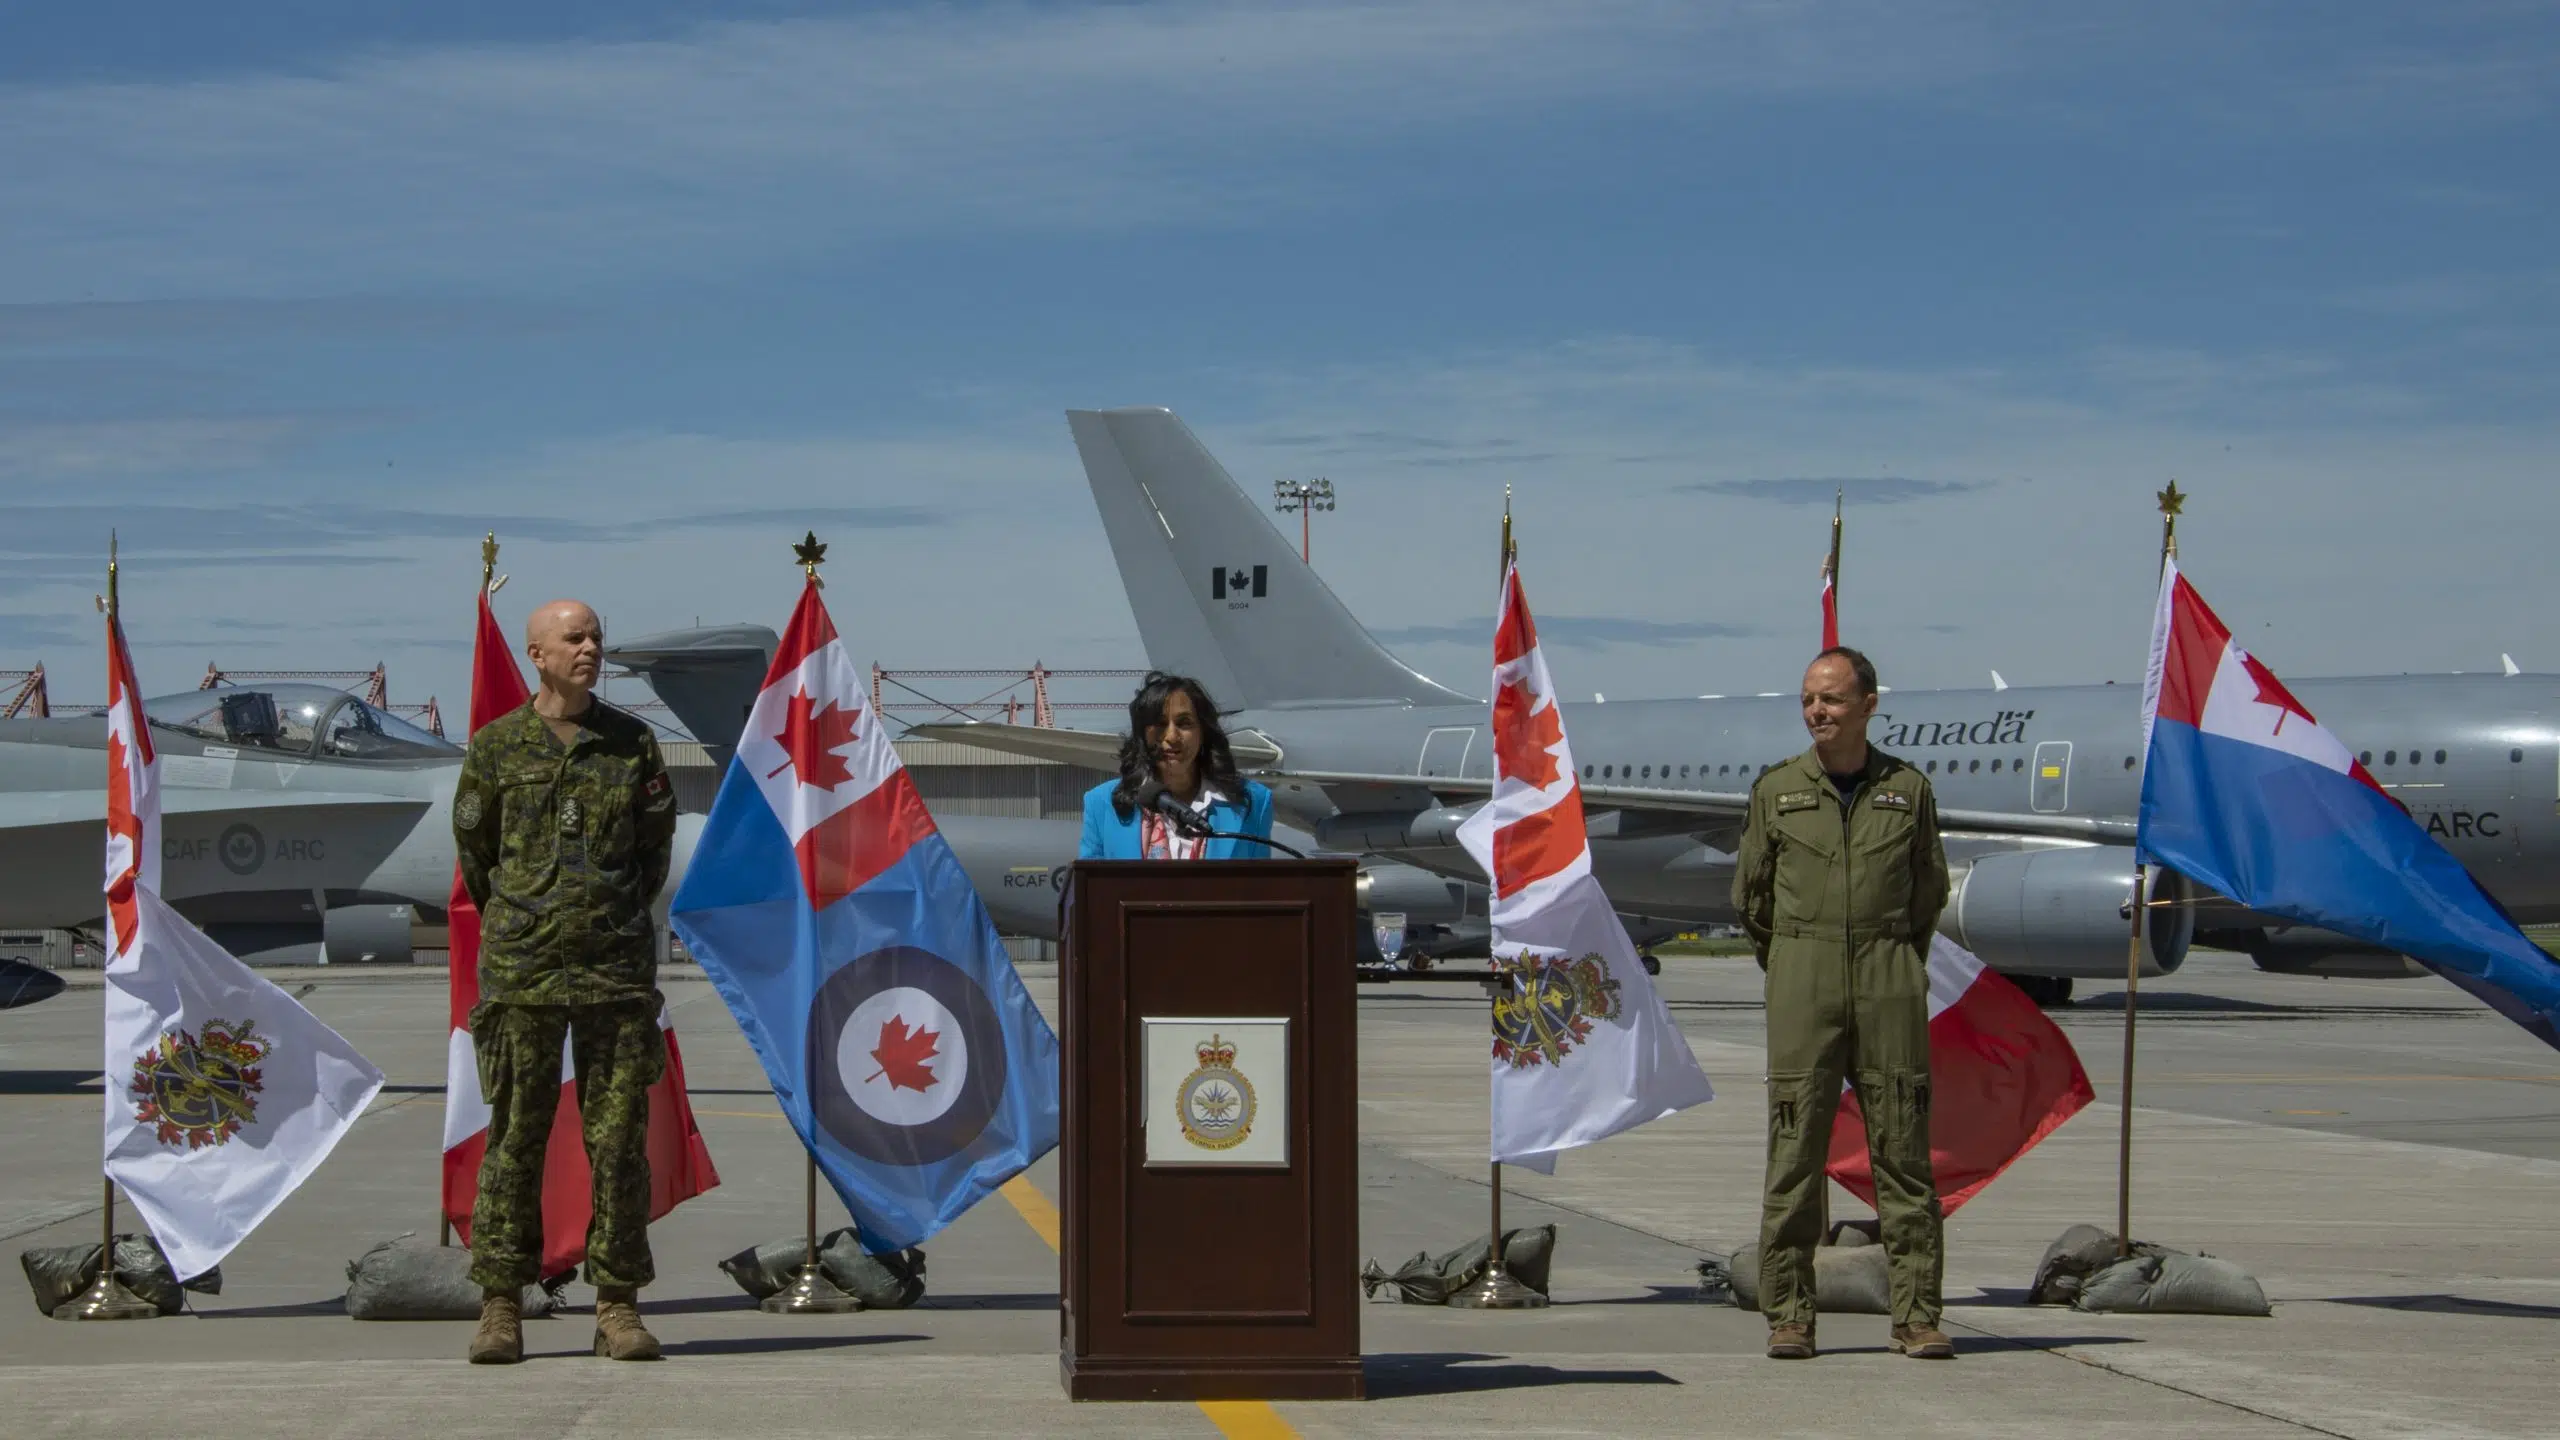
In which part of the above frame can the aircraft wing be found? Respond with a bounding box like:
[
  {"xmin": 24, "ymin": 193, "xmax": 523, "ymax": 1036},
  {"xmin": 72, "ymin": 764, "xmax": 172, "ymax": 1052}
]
[
  {"xmin": 0, "ymin": 788, "xmax": 430, "ymax": 827},
  {"xmin": 902, "ymin": 722, "xmax": 1284, "ymax": 771},
  {"xmin": 1270, "ymin": 769, "xmax": 2137, "ymax": 844},
  {"xmin": 897, "ymin": 725, "xmax": 2135, "ymax": 845}
]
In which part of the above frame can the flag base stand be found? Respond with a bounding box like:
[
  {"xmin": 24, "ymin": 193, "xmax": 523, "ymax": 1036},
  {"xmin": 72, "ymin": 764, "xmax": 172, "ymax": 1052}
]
[
  {"xmin": 1446, "ymin": 1163, "xmax": 1547, "ymax": 1311},
  {"xmin": 760, "ymin": 1262, "xmax": 863, "ymax": 1315},
  {"xmin": 53, "ymin": 1272, "xmax": 157, "ymax": 1322},
  {"xmin": 1446, "ymin": 1265, "xmax": 1546, "ymax": 1310},
  {"xmin": 56, "ymin": 1181, "xmax": 156, "ymax": 1320}
]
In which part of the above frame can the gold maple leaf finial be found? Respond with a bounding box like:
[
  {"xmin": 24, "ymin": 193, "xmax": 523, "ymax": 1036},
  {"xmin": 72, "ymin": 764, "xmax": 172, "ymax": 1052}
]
[
  {"xmin": 2156, "ymin": 480, "xmax": 2185, "ymax": 518},
  {"xmin": 794, "ymin": 530, "xmax": 828, "ymax": 584}
]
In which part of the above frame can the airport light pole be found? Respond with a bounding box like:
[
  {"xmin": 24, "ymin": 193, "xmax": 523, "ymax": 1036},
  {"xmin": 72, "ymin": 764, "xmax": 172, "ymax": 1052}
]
[{"xmin": 1273, "ymin": 478, "xmax": 1334, "ymax": 563}]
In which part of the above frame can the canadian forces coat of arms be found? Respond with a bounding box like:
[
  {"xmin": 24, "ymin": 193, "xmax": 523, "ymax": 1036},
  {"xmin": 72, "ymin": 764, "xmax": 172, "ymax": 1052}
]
[
  {"xmin": 1491, "ymin": 952, "xmax": 1622, "ymax": 1068},
  {"xmin": 130, "ymin": 1018, "xmax": 271, "ymax": 1149},
  {"xmin": 1175, "ymin": 1033, "xmax": 1256, "ymax": 1150}
]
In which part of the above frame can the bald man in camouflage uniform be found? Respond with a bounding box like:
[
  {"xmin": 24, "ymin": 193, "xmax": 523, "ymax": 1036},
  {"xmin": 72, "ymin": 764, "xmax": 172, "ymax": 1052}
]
[
  {"xmin": 455, "ymin": 599, "xmax": 678, "ymax": 1364},
  {"xmin": 1733, "ymin": 645, "xmax": 1953, "ymax": 1361}
]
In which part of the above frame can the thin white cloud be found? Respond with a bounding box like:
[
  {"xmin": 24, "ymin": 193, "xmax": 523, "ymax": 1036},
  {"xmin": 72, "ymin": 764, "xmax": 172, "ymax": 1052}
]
[{"xmin": 0, "ymin": 1, "xmax": 2023, "ymax": 299}]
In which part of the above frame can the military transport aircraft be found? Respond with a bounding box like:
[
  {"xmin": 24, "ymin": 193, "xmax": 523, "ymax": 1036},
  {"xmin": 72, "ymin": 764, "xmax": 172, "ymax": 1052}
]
[{"xmin": 906, "ymin": 407, "xmax": 2560, "ymax": 1005}]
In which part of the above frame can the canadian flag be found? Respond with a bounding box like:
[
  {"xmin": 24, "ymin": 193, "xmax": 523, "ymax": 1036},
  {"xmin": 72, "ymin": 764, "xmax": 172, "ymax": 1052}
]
[
  {"xmin": 1456, "ymin": 558, "xmax": 1714, "ymax": 1173},
  {"xmin": 438, "ymin": 591, "xmax": 718, "ymax": 1272},
  {"xmin": 1825, "ymin": 936, "xmax": 2093, "ymax": 1213}
]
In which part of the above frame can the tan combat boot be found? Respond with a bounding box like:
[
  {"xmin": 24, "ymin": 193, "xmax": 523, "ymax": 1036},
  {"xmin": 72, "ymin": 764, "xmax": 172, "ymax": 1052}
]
[
  {"xmin": 468, "ymin": 1289, "xmax": 523, "ymax": 1365},
  {"xmin": 1889, "ymin": 1322, "xmax": 1954, "ymax": 1359},
  {"xmin": 1765, "ymin": 1323, "xmax": 1816, "ymax": 1359},
  {"xmin": 593, "ymin": 1285, "xmax": 662, "ymax": 1361}
]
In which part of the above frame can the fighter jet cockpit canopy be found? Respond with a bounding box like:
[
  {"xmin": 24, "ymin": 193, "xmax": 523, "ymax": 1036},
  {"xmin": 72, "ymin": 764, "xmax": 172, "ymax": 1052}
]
[{"xmin": 142, "ymin": 685, "xmax": 460, "ymax": 762}]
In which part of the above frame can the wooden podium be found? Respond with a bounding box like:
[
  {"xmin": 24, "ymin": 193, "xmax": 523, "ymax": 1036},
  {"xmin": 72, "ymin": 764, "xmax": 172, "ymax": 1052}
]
[{"xmin": 1059, "ymin": 859, "xmax": 1364, "ymax": 1401}]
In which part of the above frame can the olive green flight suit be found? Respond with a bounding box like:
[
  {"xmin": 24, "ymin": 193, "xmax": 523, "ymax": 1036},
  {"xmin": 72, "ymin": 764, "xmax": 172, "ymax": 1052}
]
[
  {"xmin": 453, "ymin": 699, "xmax": 678, "ymax": 1291},
  {"xmin": 1731, "ymin": 746, "xmax": 1951, "ymax": 1330}
]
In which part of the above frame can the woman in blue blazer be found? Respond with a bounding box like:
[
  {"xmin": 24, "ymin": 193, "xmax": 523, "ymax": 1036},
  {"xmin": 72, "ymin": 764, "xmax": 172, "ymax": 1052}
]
[{"xmin": 1079, "ymin": 672, "xmax": 1274, "ymax": 860}]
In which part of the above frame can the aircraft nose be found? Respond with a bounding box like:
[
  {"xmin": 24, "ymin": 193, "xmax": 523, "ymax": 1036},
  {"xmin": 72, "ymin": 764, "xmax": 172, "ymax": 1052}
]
[{"xmin": 0, "ymin": 958, "xmax": 67, "ymax": 1010}]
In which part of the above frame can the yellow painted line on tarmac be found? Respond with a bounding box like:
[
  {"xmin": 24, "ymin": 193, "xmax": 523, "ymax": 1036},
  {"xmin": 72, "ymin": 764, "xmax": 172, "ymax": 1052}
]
[
  {"xmin": 998, "ymin": 1174, "xmax": 1060, "ymax": 1252},
  {"xmin": 1198, "ymin": 1400, "xmax": 1306, "ymax": 1439},
  {"xmin": 997, "ymin": 1175, "xmax": 1301, "ymax": 1440}
]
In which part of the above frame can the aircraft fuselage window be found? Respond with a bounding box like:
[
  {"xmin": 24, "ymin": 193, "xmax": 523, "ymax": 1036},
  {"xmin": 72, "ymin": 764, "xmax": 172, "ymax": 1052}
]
[
  {"xmin": 2122, "ymin": 755, "xmax": 2135, "ymax": 770},
  {"xmin": 1641, "ymin": 765, "xmax": 1651, "ymax": 779},
  {"xmin": 2361, "ymin": 751, "xmax": 2372, "ymax": 766},
  {"xmin": 2434, "ymin": 750, "xmax": 2446, "ymax": 764},
  {"xmin": 2385, "ymin": 751, "xmax": 2397, "ymax": 765},
  {"xmin": 1679, "ymin": 765, "xmax": 1690, "ymax": 779},
  {"xmin": 2513, "ymin": 748, "xmax": 2526, "ymax": 763},
  {"xmin": 1925, "ymin": 760, "xmax": 1937, "ymax": 774},
  {"xmin": 1602, "ymin": 765, "xmax": 1613, "ymax": 779},
  {"xmin": 1583, "ymin": 764, "xmax": 1593, "ymax": 779},
  {"xmin": 1990, "ymin": 759, "xmax": 2001, "ymax": 772},
  {"xmin": 1968, "ymin": 759, "xmax": 1980, "ymax": 773}
]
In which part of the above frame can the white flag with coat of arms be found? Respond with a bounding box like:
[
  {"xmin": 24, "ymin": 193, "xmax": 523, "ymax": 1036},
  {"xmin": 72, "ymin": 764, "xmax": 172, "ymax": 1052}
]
[
  {"xmin": 1456, "ymin": 557, "xmax": 1713, "ymax": 1173},
  {"xmin": 100, "ymin": 605, "xmax": 383, "ymax": 1282}
]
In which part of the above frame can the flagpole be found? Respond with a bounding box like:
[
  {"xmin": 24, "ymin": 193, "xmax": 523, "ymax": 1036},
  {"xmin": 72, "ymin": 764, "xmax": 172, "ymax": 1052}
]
[
  {"xmin": 61, "ymin": 533, "xmax": 156, "ymax": 1321},
  {"xmin": 762, "ymin": 529, "xmax": 861, "ymax": 1315},
  {"xmin": 1451, "ymin": 489, "xmax": 1543, "ymax": 1311},
  {"xmin": 2117, "ymin": 482, "xmax": 2182, "ymax": 1258}
]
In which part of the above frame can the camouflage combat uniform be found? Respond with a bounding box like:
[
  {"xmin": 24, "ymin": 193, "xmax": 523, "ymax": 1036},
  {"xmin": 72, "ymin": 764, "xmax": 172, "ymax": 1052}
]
[
  {"xmin": 453, "ymin": 698, "xmax": 678, "ymax": 1292},
  {"xmin": 1732, "ymin": 746, "xmax": 1951, "ymax": 1332}
]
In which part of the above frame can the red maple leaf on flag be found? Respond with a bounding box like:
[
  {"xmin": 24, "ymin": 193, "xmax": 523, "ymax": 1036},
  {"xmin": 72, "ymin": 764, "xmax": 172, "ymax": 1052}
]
[
  {"xmin": 2237, "ymin": 651, "xmax": 2317, "ymax": 737},
  {"xmin": 104, "ymin": 728, "xmax": 142, "ymax": 952},
  {"xmin": 865, "ymin": 1015, "xmax": 942, "ymax": 1093},
  {"xmin": 766, "ymin": 688, "xmax": 861, "ymax": 789},
  {"xmin": 1494, "ymin": 678, "xmax": 1565, "ymax": 789}
]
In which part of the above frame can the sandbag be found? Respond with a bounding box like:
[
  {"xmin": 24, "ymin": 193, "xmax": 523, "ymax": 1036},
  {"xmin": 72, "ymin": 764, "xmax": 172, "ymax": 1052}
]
[
  {"xmin": 343, "ymin": 1235, "xmax": 560, "ymax": 1321},
  {"xmin": 2031, "ymin": 1224, "xmax": 2155, "ymax": 1305},
  {"xmin": 1359, "ymin": 1225, "xmax": 1558, "ymax": 1304},
  {"xmin": 2074, "ymin": 1251, "xmax": 2270, "ymax": 1317},
  {"xmin": 21, "ymin": 1234, "xmax": 222, "ymax": 1317},
  {"xmin": 717, "ymin": 1228, "xmax": 927, "ymax": 1309},
  {"xmin": 1719, "ymin": 1238, "xmax": 1893, "ymax": 1315}
]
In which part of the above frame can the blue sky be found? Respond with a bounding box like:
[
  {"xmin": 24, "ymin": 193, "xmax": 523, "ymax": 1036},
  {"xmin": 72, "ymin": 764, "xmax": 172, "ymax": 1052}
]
[{"xmin": 4, "ymin": 1, "xmax": 2555, "ymax": 720}]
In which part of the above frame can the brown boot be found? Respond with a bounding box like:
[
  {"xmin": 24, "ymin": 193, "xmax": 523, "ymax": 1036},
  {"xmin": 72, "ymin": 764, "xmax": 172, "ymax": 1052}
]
[
  {"xmin": 592, "ymin": 1285, "xmax": 662, "ymax": 1361},
  {"xmin": 1889, "ymin": 1322, "xmax": 1954, "ymax": 1358},
  {"xmin": 468, "ymin": 1290, "xmax": 523, "ymax": 1365},
  {"xmin": 1765, "ymin": 1322, "xmax": 1816, "ymax": 1359}
]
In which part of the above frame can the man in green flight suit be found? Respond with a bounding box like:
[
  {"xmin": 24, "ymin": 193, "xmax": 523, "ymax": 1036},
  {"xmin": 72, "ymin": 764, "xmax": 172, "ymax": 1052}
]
[
  {"xmin": 1732, "ymin": 646, "xmax": 1953, "ymax": 1361},
  {"xmin": 454, "ymin": 599, "xmax": 679, "ymax": 1365}
]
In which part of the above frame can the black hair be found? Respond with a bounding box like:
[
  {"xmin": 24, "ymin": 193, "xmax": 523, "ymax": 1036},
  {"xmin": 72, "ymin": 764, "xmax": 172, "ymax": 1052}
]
[
  {"xmin": 1110, "ymin": 671, "xmax": 1245, "ymax": 816},
  {"xmin": 1812, "ymin": 645, "xmax": 1880, "ymax": 696}
]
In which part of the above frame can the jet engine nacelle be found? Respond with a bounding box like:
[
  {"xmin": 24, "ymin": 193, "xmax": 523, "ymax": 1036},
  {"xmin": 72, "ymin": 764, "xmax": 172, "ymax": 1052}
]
[
  {"xmin": 322, "ymin": 904, "xmax": 416, "ymax": 965},
  {"xmin": 1943, "ymin": 846, "xmax": 2192, "ymax": 978}
]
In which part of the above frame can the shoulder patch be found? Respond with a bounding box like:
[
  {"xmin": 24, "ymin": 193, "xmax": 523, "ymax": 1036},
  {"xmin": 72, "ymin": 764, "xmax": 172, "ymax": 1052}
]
[
  {"xmin": 454, "ymin": 790, "xmax": 484, "ymax": 831},
  {"xmin": 1775, "ymin": 790, "xmax": 1820, "ymax": 813},
  {"xmin": 1871, "ymin": 790, "xmax": 1913, "ymax": 811}
]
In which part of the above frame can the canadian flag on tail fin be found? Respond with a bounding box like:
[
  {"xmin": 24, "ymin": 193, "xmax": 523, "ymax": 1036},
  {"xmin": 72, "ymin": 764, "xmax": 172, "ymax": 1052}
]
[
  {"xmin": 102, "ymin": 604, "xmax": 384, "ymax": 1281},
  {"xmin": 1825, "ymin": 935, "xmax": 2092, "ymax": 1213},
  {"xmin": 1456, "ymin": 559, "xmax": 1713, "ymax": 1174},
  {"xmin": 2139, "ymin": 557, "xmax": 2560, "ymax": 1050},
  {"xmin": 439, "ymin": 589, "xmax": 719, "ymax": 1269}
]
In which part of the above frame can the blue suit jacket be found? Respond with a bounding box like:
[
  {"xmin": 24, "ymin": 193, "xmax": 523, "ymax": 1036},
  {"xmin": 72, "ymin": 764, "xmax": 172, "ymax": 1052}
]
[{"xmin": 1078, "ymin": 779, "xmax": 1274, "ymax": 860}]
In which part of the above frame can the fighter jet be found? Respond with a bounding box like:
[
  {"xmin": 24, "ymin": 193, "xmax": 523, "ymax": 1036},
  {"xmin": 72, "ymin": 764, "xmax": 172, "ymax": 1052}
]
[
  {"xmin": 906, "ymin": 407, "xmax": 2560, "ymax": 1005},
  {"xmin": 0, "ymin": 682, "xmax": 706, "ymax": 965}
]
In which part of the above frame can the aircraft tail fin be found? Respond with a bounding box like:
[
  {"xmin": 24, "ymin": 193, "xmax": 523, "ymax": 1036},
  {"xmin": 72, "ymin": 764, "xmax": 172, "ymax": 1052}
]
[
  {"xmin": 1065, "ymin": 407, "xmax": 1474, "ymax": 710},
  {"xmin": 606, "ymin": 624, "xmax": 778, "ymax": 762}
]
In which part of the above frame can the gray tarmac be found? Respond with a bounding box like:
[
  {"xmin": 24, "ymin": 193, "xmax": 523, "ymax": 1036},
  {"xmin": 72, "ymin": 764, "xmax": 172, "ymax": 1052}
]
[{"xmin": 3, "ymin": 952, "xmax": 2555, "ymax": 1439}]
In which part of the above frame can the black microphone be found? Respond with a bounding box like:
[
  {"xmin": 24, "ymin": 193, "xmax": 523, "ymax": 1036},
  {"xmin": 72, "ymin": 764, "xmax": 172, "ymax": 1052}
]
[{"xmin": 1136, "ymin": 779, "xmax": 1308, "ymax": 858}]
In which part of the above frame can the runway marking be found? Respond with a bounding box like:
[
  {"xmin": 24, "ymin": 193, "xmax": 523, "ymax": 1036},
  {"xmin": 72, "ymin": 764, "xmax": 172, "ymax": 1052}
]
[
  {"xmin": 997, "ymin": 1175, "xmax": 1059, "ymax": 1252},
  {"xmin": 997, "ymin": 1176, "xmax": 1302, "ymax": 1440},
  {"xmin": 1198, "ymin": 1400, "xmax": 1305, "ymax": 1439}
]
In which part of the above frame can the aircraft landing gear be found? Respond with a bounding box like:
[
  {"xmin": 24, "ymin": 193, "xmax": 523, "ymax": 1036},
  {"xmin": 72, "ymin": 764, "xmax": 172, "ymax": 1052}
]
[
  {"xmin": 1640, "ymin": 952, "xmax": 1661, "ymax": 976},
  {"xmin": 1403, "ymin": 950, "xmax": 1436, "ymax": 975},
  {"xmin": 2008, "ymin": 974, "xmax": 2074, "ymax": 1008}
]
